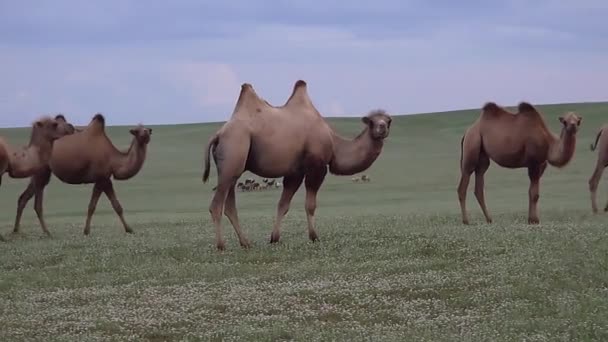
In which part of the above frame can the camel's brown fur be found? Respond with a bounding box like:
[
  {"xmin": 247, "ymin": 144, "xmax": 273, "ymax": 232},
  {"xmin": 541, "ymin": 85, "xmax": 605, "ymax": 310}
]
[
  {"xmin": 0, "ymin": 114, "xmax": 74, "ymax": 240},
  {"xmin": 203, "ymin": 80, "xmax": 391, "ymax": 250},
  {"xmin": 588, "ymin": 124, "xmax": 608, "ymax": 213},
  {"xmin": 458, "ymin": 102, "xmax": 581, "ymax": 224},
  {"xmin": 12, "ymin": 113, "xmax": 152, "ymax": 236}
]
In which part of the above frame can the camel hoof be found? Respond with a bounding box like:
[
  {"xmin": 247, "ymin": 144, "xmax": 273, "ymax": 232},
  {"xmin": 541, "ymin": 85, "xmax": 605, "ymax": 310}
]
[
  {"xmin": 309, "ymin": 231, "xmax": 319, "ymax": 242},
  {"xmin": 269, "ymin": 231, "xmax": 280, "ymax": 244},
  {"xmin": 83, "ymin": 229, "xmax": 90, "ymax": 236},
  {"xmin": 604, "ymin": 207, "xmax": 608, "ymax": 213},
  {"xmin": 528, "ymin": 218, "xmax": 540, "ymax": 225},
  {"xmin": 486, "ymin": 218, "xmax": 493, "ymax": 224},
  {"xmin": 125, "ymin": 228, "xmax": 134, "ymax": 234},
  {"xmin": 216, "ymin": 241, "xmax": 226, "ymax": 251},
  {"xmin": 462, "ymin": 219, "xmax": 470, "ymax": 225},
  {"xmin": 0, "ymin": 234, "xmax": 5, "ymax": 242},
  {"xmin": 240, "ymin": 240, "xmax": 252, "ymax": 249}
]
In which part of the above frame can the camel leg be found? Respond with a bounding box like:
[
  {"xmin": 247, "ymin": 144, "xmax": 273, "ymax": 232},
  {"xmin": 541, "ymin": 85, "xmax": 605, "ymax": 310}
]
[
  {"xmin": 13, "ymin": 182, "xmax": 35, "ymax": 234},
  {"xmin": 83, "ymin": 183, "xmax": 103, "ymax": 235},
  {"xmin": 474, "ymin": 152, "xmax": 492, "ymax": 223},
  {"xmin": 224, "ymin": 182, "xmax": 251, "ymax": 248},
  {"xmin": 13, "ymin": 169, "xmax": 52, "ymax": 234},
  {"xmin": 527, "ymin": 163, "xmax": 547, "ymax": 224},
  {"xmin": 270, "ymin": 173, "xmax": 305, "ymax": 244},
  {"xmin": 589, "ymin": 160, "xmax": 605, "ymax": 214},
  {"xmin": 304, "ymin": 167, "xmax": 328, "ymax": 242},
  {"xmin": 101, "ymin": 179, "xmax": 134, "ymax": 234}
]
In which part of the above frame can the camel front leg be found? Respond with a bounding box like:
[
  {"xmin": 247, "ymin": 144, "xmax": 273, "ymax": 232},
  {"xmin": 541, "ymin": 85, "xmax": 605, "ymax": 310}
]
[
  {"xmin": 588, "ymin": 160, "xmax": 604, "ymax": 214},
  {"xmin": 224, "ymin": 182, "xmax": 251, "ymax": 248},
  {"xmin": 304, "ymin": 167, "xmax": 328, "ymax": 242},
  {"xmin": 14, "ymin": 169, "xmax": 51, "ymax": 234},
  {"xmin": 101, "ymin": 179, "xmax": 133, "ymax": 234},
  {"xmin": 270, "ymin": 173, "xmax": 305, "ymax": 243},
  {"xmin": 13, "ymin": 182, "xmax": 35, "ymax": 234},
  {"xmin": 209, "ymin": 180, "xmax": 232, "ymax": 251},
  {"xmin": 83, "ymin": 183, "xmax": 103, "ymax": 235},
  {"xmin": 527, "ymin": 163, "xmax": 547, "ymax": 224}
]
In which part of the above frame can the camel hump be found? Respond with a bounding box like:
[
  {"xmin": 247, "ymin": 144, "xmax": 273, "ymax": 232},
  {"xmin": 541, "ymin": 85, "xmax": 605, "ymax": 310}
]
[
  {"xmin": 285, "ymin": 79, "xmax": 313, "ymax": 107},
  {"xmin": 233, "ymin": 83, "xmax": 263, "ymax": 114},
  {"xmin": 482, "ymin": 102, "xmax": 500, "ymax": 114},
  {"xmin": 87, "ymin": 113, "xmax": 106, "ymax": 133},
  {"xmin": 517, "ymin": 102, "xmax": 537, "ymax": 113}
]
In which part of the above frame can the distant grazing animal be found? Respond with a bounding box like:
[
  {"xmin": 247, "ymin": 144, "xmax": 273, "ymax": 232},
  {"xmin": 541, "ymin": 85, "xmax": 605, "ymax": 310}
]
[
  {"xmin": 361, "ymin": 174, "xmax": 371, "ymax": 182},
  {"xmin": 458, "ymin": 102, "xmax": 581, "ymax": 225},
  {"xmin": 588, "ymin": 125, "xmax": 608, "ymax": 213},
  {"xmin": 202, "ymin": 79, "xmax": 391, "ymax": 250},
  {"xmin": 0, "ymin": 115, "xmax": 75, "ymax": 238},
  {"xmin": 12, "ymin": 114, "xmax": 152, "ymax": 236},
  {"xmin": 351, "ymin": 176, "xmax": 360, "ymax": 183}
]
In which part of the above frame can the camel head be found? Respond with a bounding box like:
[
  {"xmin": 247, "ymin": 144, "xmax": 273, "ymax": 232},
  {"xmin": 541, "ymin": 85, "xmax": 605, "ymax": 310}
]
[
  {"xmin": 559, "ymin": 112, "xmax": 582, "ymax": 135},
  {"xmin": 54, "ymin": 114, "xmax": 78, "ymax": 135},
  {"xmin": 32, "ymin": 116, "xmax": 74, "ymax": 141},
  {"xmin": 129, "ymin": 125, "xmax": 152, "ymax": 145},
  {"xmin": 362, "ymin": 109, "xmax": 392, "ymax": 140}
]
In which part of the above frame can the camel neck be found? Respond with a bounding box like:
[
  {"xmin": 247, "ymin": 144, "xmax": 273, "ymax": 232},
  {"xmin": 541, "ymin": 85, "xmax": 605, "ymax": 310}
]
[
  {"xmin": 548, "ymin": 128, "xmax": 576, "ymax": 168},
  {"xmin": 111, "ymin": 138, "xmax": 148, "ymax": 180},
  {"xmin": 28, "ymin": 130, "xmax": 54, "ymax": 159},
  {"xmin": 328, "ymin": 128, "xmax": 384, "ymax": 175}
]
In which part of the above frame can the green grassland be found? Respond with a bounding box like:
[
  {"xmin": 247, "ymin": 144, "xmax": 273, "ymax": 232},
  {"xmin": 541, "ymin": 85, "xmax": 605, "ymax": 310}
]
[{"xmin": 1, "ymin": 102, "xmax": 608, "ymax": 341}]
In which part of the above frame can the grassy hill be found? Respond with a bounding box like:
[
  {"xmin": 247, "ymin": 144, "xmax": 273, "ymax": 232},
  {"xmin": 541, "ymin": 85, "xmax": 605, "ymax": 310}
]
[{"xmin": 1, "ymin": 101, "xmax": 608, "ymax": 340}]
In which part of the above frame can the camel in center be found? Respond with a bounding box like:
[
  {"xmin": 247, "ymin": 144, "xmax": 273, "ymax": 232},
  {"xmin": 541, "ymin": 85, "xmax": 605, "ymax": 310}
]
[
  {"xmin": 457, "ymin": 102, "xmax": 581, "ymax": 225},
  {"xmin": 588, "ymin": 124, "xmax": 608, "ymax": 213},
  {"xmin": 203, "ymin": 80, "xmax": 392, "ymax": 250},
  {"xmin": 12, "ymin": 114, "xmax": 152, "ymax": 236}
]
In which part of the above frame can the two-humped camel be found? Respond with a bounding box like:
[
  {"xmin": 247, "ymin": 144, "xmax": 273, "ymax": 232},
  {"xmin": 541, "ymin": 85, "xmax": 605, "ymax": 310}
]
[
  {"xmin": 0, "ymin": 115, "xmax": 75, "ymax": 241},
  {"xmin": 458, "ymin": 102, "xmax": 581, "ymax": 224},
  {"xmin": 203, "ymin": 80, "xmax": 391, "ymax": 250},
  {"xmin": 12, "ymin": 113, "xmax": 152, "ymax": 236},
  {"xmin": 588, "ymin": 124, "xmax": 608, "ymax": 213}
]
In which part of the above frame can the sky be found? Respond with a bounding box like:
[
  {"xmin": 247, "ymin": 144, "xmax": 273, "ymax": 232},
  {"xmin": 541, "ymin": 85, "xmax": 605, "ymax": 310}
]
[{"xmin": 1, "ymin": 0, "xmax": 607, "ymax": 127}]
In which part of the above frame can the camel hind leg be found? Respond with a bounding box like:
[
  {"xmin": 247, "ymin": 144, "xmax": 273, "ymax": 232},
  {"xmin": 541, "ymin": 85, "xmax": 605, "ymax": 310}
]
[
  {"xmin": 224, "ymin": 183, "xmax": 251, "ymax": 248},
  {"xmin": 208, "ymin": 135, "xmax": 249, "ymax": 250},
  {"xmin": 474, "ymin": 151, "xmax": 492, "ymax": 223},
  {"xmin": 457, "ymin": 127, "xmax": 483, "ymax": 224},
  {"xmin": 588, "ymin": 158, "xmax": 605, "ymax": 214}
]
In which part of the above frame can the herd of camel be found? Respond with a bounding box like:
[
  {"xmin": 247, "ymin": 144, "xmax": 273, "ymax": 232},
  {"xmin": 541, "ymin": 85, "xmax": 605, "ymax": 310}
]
[{"xmin": 0, "ymin": 79, "xmax": 607, "ymax": 250}]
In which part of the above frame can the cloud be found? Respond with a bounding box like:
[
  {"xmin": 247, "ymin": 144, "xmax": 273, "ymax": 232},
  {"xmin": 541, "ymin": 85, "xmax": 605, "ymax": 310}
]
[{"xmin": 167, "ymin": 62, "xmax": 241, "ymax": 108}]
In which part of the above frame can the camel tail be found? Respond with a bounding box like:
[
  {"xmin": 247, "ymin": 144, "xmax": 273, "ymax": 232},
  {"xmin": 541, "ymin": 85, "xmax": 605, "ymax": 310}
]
[
  {"xmin": 591, "ymin": 128, "xmax": 603, "ymax": 151},
  {"xmin": 459, "ymin": 134, "xmax": 465, "ymax": 170},
  {"xmin": 202, "ymin": 133, "xmax": 219, "ymax": 183}
]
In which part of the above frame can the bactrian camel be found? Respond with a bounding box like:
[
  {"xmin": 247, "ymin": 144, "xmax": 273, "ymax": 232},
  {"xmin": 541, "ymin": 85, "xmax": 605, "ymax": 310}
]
[
  {"xmin": 0, "ymin": 115, "xmax": 74, "ymax": 241},
  {"xmin": 12, "ymin": 114, "xmax": 152, "ymax": 236},
  {"xmin": 458, "ymin": 102, "xmax": 581, "ymax": 225},
  {"xmin": 588, "ymin": 124, "xmax": 608, "ymax": 213},
  {"xmin": 203, "ymin": 80, "xmax": 392, "ymax": 250}
]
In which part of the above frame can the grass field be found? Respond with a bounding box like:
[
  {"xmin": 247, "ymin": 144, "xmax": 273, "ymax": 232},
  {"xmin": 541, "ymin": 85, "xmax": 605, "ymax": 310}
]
[{"xmin": 1, "ymin": 102, "xmax": 608, "ymax": 341}]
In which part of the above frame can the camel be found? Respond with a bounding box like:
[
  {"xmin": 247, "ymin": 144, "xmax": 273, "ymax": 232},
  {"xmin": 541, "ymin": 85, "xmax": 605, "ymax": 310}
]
[
  {"xmin": 588, "ymin": 124, "xmax": 608, "ymax": 213},
  {"xmin": 12, "ymin": 113, "xmax": 152, "ymax": 236},
  {"xmin": 202, "ymin": 80, "xmax": 391, "ymax": 250},
  {"xmin": 457, "ymin": 101, "xmax": 581, "ymax": 225}
]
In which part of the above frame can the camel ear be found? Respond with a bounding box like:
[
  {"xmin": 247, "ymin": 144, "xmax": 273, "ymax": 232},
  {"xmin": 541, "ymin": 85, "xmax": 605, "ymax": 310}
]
[
  {"xmin": 35, "ymin": 121, "xmax": 43, "ymax": 127},
  {"xmin": 577, "ymin": 116, "xmax": 582, "ymax": 125},
  {"xmin": 361, "ymin": 117, "xmax": 371, "ymax": 126},
  {"xmin": 558, "ymin": 116, "xmax": 565, "ymax": 124},
  {"xmin": 129, "ymin": 128, "xmax": 137, "ymax": 135}
]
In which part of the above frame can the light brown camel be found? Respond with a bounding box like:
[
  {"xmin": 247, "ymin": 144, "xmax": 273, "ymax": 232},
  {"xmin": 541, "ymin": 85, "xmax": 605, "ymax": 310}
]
[
  {"xmin": 202, "ymin": 80, "xmax": 391, "ymax": 250},
  {"xmin": 457, "ymin": 102, "xmax": 581, "ymax": 225},
  {"xmin": 12, "ymin": 113, "xmax": 152, "ymax": 236},
  {"xmin": 0, "ymin": 115, "xmax": 74, "ymax": 240},
  {"xmin": 588, "ymin": 124, "xmax": 608, "ymax": 213}
]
